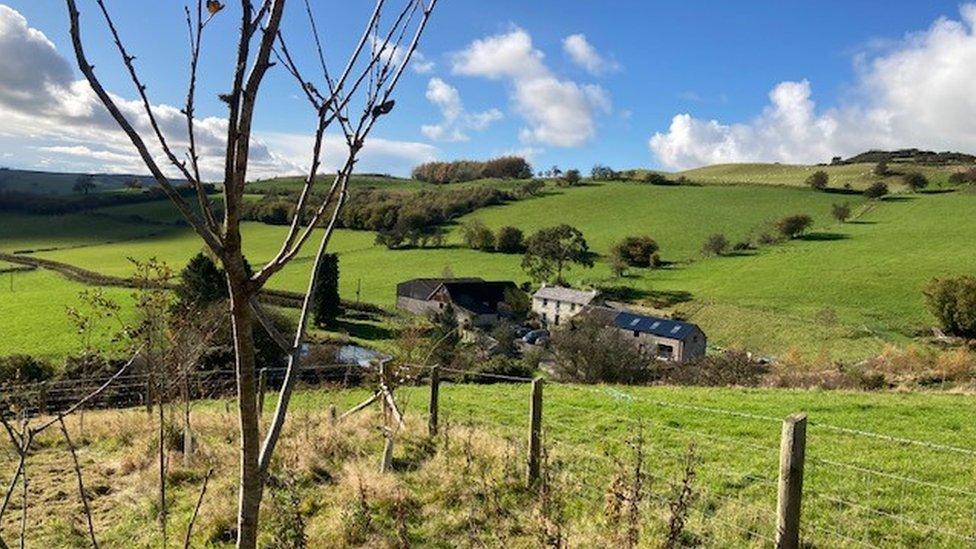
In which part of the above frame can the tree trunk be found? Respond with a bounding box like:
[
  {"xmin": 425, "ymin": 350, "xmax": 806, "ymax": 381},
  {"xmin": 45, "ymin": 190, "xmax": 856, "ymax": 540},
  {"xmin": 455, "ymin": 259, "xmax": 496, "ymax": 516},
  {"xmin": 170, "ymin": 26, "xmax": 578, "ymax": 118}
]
[{"xmin": 227, "ymin": 265, "xmax": 263, "ymax": 549}]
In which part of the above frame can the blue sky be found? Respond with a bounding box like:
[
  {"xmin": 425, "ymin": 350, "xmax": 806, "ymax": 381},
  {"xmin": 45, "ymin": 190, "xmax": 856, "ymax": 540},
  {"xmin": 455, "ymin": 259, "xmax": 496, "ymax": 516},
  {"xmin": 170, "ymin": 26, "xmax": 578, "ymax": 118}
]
[{"xmin": 1, "ymin": 1, "xmax": 975, "ymax": 177}]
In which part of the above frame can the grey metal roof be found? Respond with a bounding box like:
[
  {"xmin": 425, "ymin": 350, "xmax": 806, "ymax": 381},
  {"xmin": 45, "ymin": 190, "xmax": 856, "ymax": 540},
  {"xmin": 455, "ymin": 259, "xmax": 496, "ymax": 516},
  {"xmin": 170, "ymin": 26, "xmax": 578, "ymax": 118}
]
[
  {"xmin": 396, "ymin": 277, "xmax": 483, "ymax": 300},
  {"xmin": 612, "ymin": 311, "xmax": 699, "ymax": 341},
  {"xmin": 533, "ymin": 285, "xmax": 599, "ymax": 305}
]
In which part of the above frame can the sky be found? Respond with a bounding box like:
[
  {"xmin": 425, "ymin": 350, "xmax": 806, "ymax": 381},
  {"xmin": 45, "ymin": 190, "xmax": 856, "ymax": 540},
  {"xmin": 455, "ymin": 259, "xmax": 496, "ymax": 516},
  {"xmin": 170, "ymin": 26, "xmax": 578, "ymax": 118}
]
[{"xmin": 1, "ymin": 1, "xmax": 975, "ymax": 179}]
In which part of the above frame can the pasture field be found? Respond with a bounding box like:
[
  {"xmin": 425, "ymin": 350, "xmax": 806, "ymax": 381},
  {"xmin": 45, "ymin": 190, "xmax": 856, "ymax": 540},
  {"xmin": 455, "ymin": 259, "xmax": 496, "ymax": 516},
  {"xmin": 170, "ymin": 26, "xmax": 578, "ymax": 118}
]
[
  {"xmin": 4, "ymin": 381, "xmax": 974, "ymax": 546},
  {"xmin": 677, "ymin": 162, "xmax": 964, "ymax": 190},
  {"xmin": 461, "ymin": 181, "xmax": 861, "ymax": 259},
  {"xmin": 3, "ymin": 174, "xmax": 975, "ymax": 361},
  {"xmin": 647, "ymin": 191, "xmax": 976, "ymax": 339},
  {"xmin": 0, "ymin": 269, "xmax": 135, "ymax": 359}
]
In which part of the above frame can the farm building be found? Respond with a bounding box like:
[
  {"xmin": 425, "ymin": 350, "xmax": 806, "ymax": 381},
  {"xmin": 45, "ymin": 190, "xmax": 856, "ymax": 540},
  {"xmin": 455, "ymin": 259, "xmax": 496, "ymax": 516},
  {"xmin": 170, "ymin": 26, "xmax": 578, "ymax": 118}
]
[
  {"xmin": 396, "ymin": 277, "xmax": 521, "ymax": 328},
  {"xmin": 610, "ymin": 310, "xmax": 706, "ymax": 363},
  {"xmin": 532, "ymin": 285, "xmax": 601, "ymax": 326}
]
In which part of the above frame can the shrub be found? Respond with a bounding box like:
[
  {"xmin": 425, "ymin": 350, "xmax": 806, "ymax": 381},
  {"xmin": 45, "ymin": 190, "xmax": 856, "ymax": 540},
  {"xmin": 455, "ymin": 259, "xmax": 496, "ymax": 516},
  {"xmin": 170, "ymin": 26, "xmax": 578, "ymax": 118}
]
[
  {"xmin": 701, "ymin": 233, "xmax": 729, "ymax": 256},
  {"xmin": 661, "ymin": 351, "xmax": 767, "ymax": 387},
  {"xmin": 831, "ymin": 202, "xmax": 851, "ymax": 223},
  {"xmin": 902, "ymin": 172, "xmax": 929, "ymax": 192},
  {"xmin": 549, "ymin": 315, "xmax": 650, "ymax": 383},
  {"xmin": 495, "ymin": 226, "xmax": 524, "ymax": 254},
  {"xmin": 0, "ymin": 355, "xmax": 54, "ymax": 385},
  {"xmin": 641, "ymin": 172, "xmax": 670, "ymax": 185},
  {"xmin": 924, "ymin": 275, "xmax": 976, "ymax": 338},
  {"xmin": 948, "ymin": 168, "xmax": 976, "ymax": 185},
  {"xmin": 560, "ymin": 169, "xmax": 581, "ymax": 187},
  {"xmin": 863, "ymin": 181, "xmax": 889, "ymax": 199},
  {"xmin": 805, "ymin": 170, "xmax": 829, "ymax": 191},
  {"xmin": 516, "ymin": 179, "xmax": 545, "ymax": 197},
  {"xmin": 775, "ymin": 214, "xmax": 813, "ymax": 239},
  {"xmin": 461, "ymin": 219, "xmax": 495, "ymax": 251},
  {"xmin": 610, "ymin": 236, "xmax": 659, "ymax": 268},
  {"xmin": 873, "ymin": 161, "xmax": 888, "ymax": 176}
]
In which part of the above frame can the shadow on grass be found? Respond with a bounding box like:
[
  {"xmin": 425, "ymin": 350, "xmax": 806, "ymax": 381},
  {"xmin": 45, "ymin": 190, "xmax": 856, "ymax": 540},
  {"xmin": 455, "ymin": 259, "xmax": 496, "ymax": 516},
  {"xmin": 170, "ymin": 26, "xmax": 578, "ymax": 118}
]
[
  {"xmin": 798, "ymin": 232, "xmax": 849, "ymax": 242},
  {"xmin": 336, "ymin": 319, "xmax": 393, "ymax": 340},
  {"xmin": 880, "ymin": 195, "xmax": 917, "ymax": 202},
  {"xmin": 847, "ymin": 220, "xmax": 876, "ymax": 225},
  {"xmin": 823, "ymin": 187, "xmax": 864, "ymax": 196},
  {"xmin": 600, "ymin": 285, "xmax": 693, "ymax": 308}
]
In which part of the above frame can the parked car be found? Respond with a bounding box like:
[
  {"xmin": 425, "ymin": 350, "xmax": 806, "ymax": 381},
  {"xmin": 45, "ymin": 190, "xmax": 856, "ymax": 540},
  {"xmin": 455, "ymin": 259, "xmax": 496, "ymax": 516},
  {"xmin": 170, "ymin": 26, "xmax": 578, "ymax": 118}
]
[
  {"xmin": 514, "ymin": 326, "xmax": 532, "ymax": 338},
  {"xmin": 522, "ymin": 329, "xmax": 549, "ymax": 345}
]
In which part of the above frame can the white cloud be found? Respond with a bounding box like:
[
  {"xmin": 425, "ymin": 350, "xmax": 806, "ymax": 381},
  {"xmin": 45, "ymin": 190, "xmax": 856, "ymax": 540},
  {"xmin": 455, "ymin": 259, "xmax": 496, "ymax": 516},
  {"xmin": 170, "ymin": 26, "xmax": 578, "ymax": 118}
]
[
  {"xmin": 562, "ymin": 33, "xmax": 619, "ymax": 75},
  {"xmin": 420, "ymin": 77, "xmax": 502, "ymax": 142},
  {"xmin": 0, "ymin": 6, "xmax": 435, "ymax": 178},
  {"xmin": 411, "ymin": 51, "xmax": 435, "ymax": 74},
  {"xmin": 452, "ymin": 27, "xmax": 610, "ymax": 147},
  {"xmin": 650, "ymin": 4, "xmax": 976, "ymax": 169}
]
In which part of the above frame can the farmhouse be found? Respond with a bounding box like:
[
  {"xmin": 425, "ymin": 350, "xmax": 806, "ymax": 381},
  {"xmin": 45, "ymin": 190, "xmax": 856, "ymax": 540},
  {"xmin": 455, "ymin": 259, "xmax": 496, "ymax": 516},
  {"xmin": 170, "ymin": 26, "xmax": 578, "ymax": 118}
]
[
  {"xmin": 532, "ymin": 285, "xmax": 601, "ymax": 326},
  {"xmin": 396, "ymin": 277, "xmax": 520, "ymax": 328},
  {"xmin": 609, "ymin": 310, "xmax": 706, "ymax": 363}
]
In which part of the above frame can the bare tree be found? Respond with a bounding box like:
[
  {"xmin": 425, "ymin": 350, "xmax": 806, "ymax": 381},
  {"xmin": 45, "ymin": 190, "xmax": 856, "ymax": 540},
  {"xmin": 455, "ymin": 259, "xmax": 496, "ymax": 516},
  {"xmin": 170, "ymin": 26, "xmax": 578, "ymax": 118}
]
[{"xmin": 62, "ymin": 0, "xmax": 438, "ymax": 546}]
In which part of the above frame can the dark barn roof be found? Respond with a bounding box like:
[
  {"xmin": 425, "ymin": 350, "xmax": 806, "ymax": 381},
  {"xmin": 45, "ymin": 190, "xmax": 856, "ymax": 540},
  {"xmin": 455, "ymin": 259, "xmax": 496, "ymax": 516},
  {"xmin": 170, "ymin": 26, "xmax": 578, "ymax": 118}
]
[
  {"xmin": 613, "ymin": 311, "xmax": 699, "ymax": 341},
  {"xmin": 396, "ymin": 278, "xmax": 483, "ymax": 300},
  {"xmin": 441, "ymin": 280, "xmax": 518, "ymax": 315}
]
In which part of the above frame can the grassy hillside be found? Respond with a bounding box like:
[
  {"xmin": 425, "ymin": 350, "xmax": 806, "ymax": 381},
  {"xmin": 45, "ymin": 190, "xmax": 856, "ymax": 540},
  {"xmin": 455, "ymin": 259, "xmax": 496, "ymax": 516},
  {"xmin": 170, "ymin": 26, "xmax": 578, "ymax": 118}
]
[
  {"xmin": 0, "ymin": 168, "xmax": 166, "ymax": 195},
  {"xmin": 3, "ymin": 174, "xmax": 975, "ymax": 361},
  {"xmin": 676, "ymin": 162, "xmax": 964, "ymax": 190},
  {"xmin": 5, "ymin": 382, "xmax": 974, "ymax": 546},
  {"xmin": 461, "ymin": 181, "xmax": 860, "ymax": 259}
]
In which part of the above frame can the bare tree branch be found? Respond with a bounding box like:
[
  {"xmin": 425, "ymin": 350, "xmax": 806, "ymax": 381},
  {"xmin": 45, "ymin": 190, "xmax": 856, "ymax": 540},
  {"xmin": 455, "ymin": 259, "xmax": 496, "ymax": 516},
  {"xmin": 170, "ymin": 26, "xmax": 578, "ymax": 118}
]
[
  {"xmin": 33, "ymin": 348, "xmax": 142, "ymax": 434},
  {"xmin": 183, "ymin": 467, "xmax": 214, "ymax": 549},
  {"xmin": 58, "ymin": 416, "xmax": 99, "ymax": 549},
  {"xmin": 63, "ymin": 0, "xmax": 223, "ymax": 256},
  {"xmin": 183, "ymin": 1, "xmax": 221, "ymax": 235}
]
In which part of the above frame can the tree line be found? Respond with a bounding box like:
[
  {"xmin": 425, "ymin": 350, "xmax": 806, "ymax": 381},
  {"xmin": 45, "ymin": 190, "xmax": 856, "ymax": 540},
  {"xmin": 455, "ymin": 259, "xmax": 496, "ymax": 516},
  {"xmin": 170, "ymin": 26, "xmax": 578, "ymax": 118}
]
[{"xmin": 411, "ymin": 156, "xmax": 533, "ymax": 184}]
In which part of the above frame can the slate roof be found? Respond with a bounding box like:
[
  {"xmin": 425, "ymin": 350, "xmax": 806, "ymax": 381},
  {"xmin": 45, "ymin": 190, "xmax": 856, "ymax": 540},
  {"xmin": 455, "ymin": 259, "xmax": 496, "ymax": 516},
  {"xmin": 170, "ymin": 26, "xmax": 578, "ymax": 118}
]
[
  {"xmin": 441, "ymin": 280, "xmax": 518, "ymax": 315},
  {"xmin": 533, "ymin": 285, "xmax": 600, "ymax": 305},
  {"xmin": 396, "ymin": 278, "xmax": 483, "ymax": 300},
  {"xmin": 613, "ymin": 311, "xmax": 699, "ymax": 341}
]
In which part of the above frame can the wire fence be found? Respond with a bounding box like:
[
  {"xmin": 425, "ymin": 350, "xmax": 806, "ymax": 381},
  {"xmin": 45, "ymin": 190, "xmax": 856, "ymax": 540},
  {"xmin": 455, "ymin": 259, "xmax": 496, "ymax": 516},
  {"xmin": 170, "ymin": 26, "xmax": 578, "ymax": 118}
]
[{"xmin": 2, "ymin": 361, "xmax": 975, "ymax": 546}]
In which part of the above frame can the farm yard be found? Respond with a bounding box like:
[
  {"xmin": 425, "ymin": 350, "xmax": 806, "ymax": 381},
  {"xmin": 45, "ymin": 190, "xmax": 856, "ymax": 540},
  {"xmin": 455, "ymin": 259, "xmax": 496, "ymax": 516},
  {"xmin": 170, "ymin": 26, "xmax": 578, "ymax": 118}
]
[
  {"xmin": 3, "ymin": 170, "xmax": 975, "ymax": 362},
  {"xmin": 2, "ymin": 373, "xmax": 975, "ymax": 547}
]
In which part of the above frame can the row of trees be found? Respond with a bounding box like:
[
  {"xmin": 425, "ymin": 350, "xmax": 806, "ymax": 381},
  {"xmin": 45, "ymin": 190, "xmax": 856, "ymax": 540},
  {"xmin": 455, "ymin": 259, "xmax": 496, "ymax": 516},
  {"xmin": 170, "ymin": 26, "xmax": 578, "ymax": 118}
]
[
  {"xmin": 0, "ymin": 185, "xmax": 215, "ymax": 216},
  {"xmin": 411, "ymin": 156, "xmax": 533, "ymax": 184},
  {"xmin": 461, "ymin": 220, "xmax": 525, "ymax": 253},
  {"xmin": 806, "ymin": 169, "xmax": 928, "ymax": 193}
]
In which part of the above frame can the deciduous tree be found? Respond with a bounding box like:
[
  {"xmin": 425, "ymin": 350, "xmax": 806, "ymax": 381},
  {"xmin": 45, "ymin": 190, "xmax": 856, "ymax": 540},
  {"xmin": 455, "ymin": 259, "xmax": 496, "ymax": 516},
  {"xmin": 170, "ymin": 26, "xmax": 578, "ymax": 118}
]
[{"xmin": 62, "ymin": 1, "xmax": 439, "ymax": 545}]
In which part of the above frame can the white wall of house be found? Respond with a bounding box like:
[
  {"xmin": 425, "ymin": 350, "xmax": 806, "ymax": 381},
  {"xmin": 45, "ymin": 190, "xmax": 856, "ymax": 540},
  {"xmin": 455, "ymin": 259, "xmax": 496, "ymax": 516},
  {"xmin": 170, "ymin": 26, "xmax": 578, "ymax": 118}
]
[{"xmin": 532, "ymin": 296, "xmax": 587, "ymax": 326}]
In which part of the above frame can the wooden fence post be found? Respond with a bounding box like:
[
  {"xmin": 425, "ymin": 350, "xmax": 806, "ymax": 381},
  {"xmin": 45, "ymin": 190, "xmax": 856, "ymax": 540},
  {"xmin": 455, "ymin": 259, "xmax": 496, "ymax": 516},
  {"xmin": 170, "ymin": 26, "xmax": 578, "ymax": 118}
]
[
  {"xmin": 428, "ymin": 365, "xmax": 440, "ymax": 437},
  {"xmin": 328, "ymin": 404, "xmax": 338, "ymax": 426},
  {"xmin": 776, "ymin": 413, "xmax": 807, "ymax": 549},
  {"xmin": 257, "ymin": 368, "xmax": 267, "ymax": 416},
  {"xmin": 527, "ymin": 377, "xmax": 544, "ymax": 487},
  {"xmin": 379, "ymin": 361, "xmax": 391, "ymax": 424}
]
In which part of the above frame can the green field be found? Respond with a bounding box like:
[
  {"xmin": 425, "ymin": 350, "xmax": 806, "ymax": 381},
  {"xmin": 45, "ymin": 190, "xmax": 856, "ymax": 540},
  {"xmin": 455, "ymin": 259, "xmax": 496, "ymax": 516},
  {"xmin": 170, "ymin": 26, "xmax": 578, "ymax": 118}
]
[
  {"xmin": 2, "ymin": 163, "xmax": 974, "ymax": 361},
  {"xmin": 462, "ymin": 181, "xmax": 862, "ymax": 259},
  {"xmin": 677, "ymin": 162, "xmax": 964, "ymax": 190},
  {"xmin": 7, "ymin": 382, "xmax": 975, "ymax": 546},
  {"xmin": 0, "ymin": 269, "xmax": 135, "ymax": 359}
]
